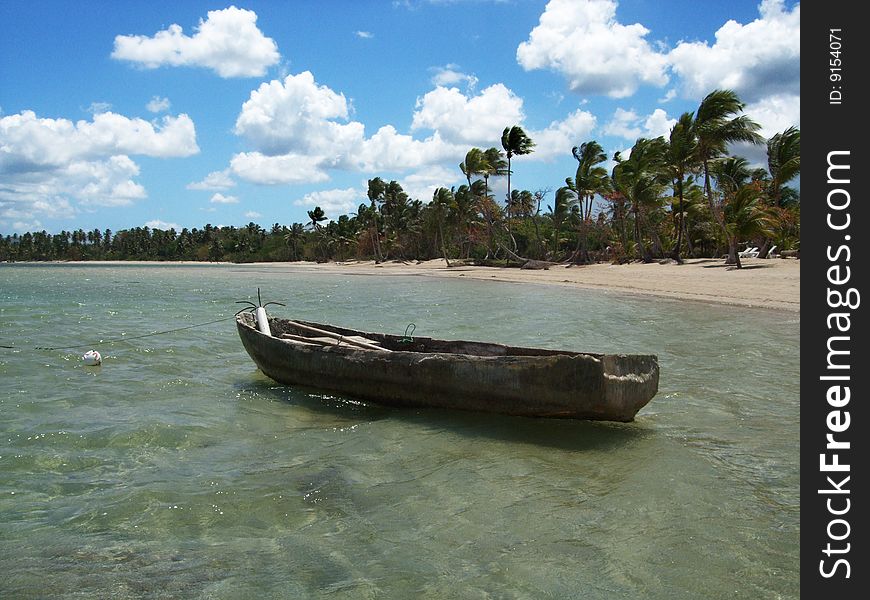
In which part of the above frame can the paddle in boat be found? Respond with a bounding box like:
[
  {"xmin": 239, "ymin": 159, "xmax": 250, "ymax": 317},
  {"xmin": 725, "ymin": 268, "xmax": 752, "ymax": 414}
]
[{"xmin": 236, "ymin": 311, "xmax": 659, "ymax": 422}]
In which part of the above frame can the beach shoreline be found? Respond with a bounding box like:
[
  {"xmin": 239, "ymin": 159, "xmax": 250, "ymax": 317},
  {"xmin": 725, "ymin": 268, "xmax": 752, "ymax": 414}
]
[{"xmin": 17, "ymin": 257, "xmax": 800, "ymax": 312}]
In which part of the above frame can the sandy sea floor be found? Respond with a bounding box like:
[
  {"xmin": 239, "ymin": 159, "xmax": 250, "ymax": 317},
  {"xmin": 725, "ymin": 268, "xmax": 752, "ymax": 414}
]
[{"xmin": 66, "ymin": 257, "xmax": 798, "ymax": 312}]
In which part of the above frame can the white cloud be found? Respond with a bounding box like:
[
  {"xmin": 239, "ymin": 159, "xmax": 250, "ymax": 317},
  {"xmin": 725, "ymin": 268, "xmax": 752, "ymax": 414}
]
[
  {"xmin": 529, "ymin": 109, "xmax": 597, "ymax": 161},
  {"xmin": 230, "ymin": 152, "xmax": 330, "ymax": 185},
  {"xmin": 658, "ymin": 89, "xmax": 677, "ymax": 103},
  {"xmin": 234, "ymin": 71, "xmax": 363, "ymax": 158},
  {"xmin": 399, "ymin": 165, "xmax": 459, "ymax": 202},
  {"xmin": 517, "ymin": 0, "xmax": 669, "ymax": 98},
  {"xmin": 669, "ymin": 0, "xmax": 800, "ymax": 102},
  {"xmin": 244, "ymin": 211, "xmax": 262, "ymax": 219},
  {"xmin": 355, "ymin": 30, "xmax": 373, "ymax": 39},
  {"xmin": 603, "ymin": 107, "xmax": 675, "ymax": 140},
  {"xmin": 187, "ymin": 170, "xmax": 236, "ymax": 190},
  {"xmin": 293, "ymin": 187, "xmax": 364, "ymax": 218},
  {"xmin": 0, "ymin": 109, "xmax": 198, "ymax": 222},
  {"xmin": 112, "ymin": 6, "xmax": 280, "ymax": 78},
  {"xmin": 743, "ymin": 93, "xmax": 800, "ymax": 138},
  {"xmin": 225, "ymin": 70, "xmax": 602, "ymax": 189},
  {"xmin": 411, "ymin": 84, "xmax": 524, "ymax": 145},
  {"xmin": 0, "ymin": 110, "xmax": 198, "ymax": 173},
  {"xmin": 602, "ymin": 108, "xmax": 642, "ymax": 140},
  {"xmin": 86, "ymin": 102, "xmax": 112, "ymax": 115},
  {"xmin": 145, "ymin": 219, "xmax": 180, "ymax": 230},
  {"xmin": 146, "ymin": 96, "xmax": 171, "ymax": 113},
  {"xmin": 210, "ymin": 192, "xmax": 239, "ymax": 204},
  {"xmin": 429, "ymin": 64, "xmax": 478, "ymax": 89},
  {"xmin": 359, "ymin": 126, "xmax": 458, "ymax": 172}
]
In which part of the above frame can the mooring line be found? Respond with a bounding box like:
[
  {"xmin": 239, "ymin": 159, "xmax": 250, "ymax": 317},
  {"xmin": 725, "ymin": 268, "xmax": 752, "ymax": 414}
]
[{"xmin": 2, "ymin": 315, "xmax": 237, "ymax": 352}]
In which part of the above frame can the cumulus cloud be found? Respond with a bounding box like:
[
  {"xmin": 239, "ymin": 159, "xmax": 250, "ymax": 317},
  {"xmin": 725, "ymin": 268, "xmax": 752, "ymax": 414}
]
[
  {"xmin": 145, "ymin": 219, "xmax": 180, "ymax": 230},
  {"xmin": 112, "ymin": 6, "xmax": 280, "ymax": 78},
  {"xmin": 293, "ymin": 187, "xmax": 364, "ymax": 218},
  {"xmin": 355, "ymin": 30, "xmax": 373, "ymax": 39},
  {"xmin": 234, "ymin": 71, "xmax": 363, "ymax": 158},
  {"xmin": 146, "ymin": 96, "xmax": 171, "ymax": 113},
  {"xmin": 517, "ymin": 0, "xmax": 669, "ymax": 98},
  {"xmin": 0, "ymin": 110, "xmax": 198, "ymax": 173},
  {"xmin": 603, "ymin": 107, "xmax": 675, "ymax": 140},
  {"xmin": 398, "ymin": 165, "xmax": 458, "ymax": 202},
  {"xmin": 669, "ymin": 0, "xmax": 800, "ymax": 103},
  {"xmin": 187, "ymin": 170, "xmax": 236, "ymax": 190},
  {"xmin": 244, "ymin": 211, "xmax": 262, "ymax": 219},
  {"xmin": 0, "ymin": 109, "xmax": 198, "ymax": 226},
  {"xmin": 229, "ymin": 72, "xmax": 464, "ymax": 184},
  {"xmin": 411, "ymin": 84, "xmax": 524, "ymax": 144},
  {"xmin": 743, "ymin": 93, "xmax": 800, "ymax": 138},
  {"xmin": 529, "ymin": 109, "xmax": 598, "ymax": 161},
  {"xmin": 429, "ymin": 64, "xmax": 478, "ymax": 90},
  {"xmin": 230, "ymin": 152, "xmax": 331, "ymax": 185},
  {"xmin": 225, "ymin": 69, "xmax": 601, "ymax": 191},
  {"xmin": 210, "ymin": 192, "xmax": 239, "ymax": 204}
]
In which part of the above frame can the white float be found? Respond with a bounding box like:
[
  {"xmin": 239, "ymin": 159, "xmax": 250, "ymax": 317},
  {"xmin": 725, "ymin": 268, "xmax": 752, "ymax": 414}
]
[{"xmin": 82, "ymin": 350, "xmax": 102, "ymax": 366}]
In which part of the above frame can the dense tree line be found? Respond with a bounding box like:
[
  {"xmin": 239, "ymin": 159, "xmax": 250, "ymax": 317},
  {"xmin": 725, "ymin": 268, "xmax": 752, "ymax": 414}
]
[{"xmin": 1, "ymin": 90, "xmax": 799, "ymax": 269}]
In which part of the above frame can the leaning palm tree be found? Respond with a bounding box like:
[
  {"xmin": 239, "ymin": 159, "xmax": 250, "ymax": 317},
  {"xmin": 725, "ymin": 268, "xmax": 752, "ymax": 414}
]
[
  {"xmin": 723, "ymin": 182, "xmax": 773, "ymax": 268},
  {"xmin": 693, "ymin": 89, "xmax": 763, "ymax": 264},
  {"xmin": 611, "ymin": 137, "xmax": 668, "ymax": 262},
  {"xmin": 547, "ymin": 186, "xmax": 574, "ymax": 258},
  {"xmin": 431, "ymin": 187, "xmax": 454, "ymax": 266},
  {"xmin": 501, "ymin": 126, "xmax": 535, "ymax": 207},
  {"xmin": 460, "ymin": 148, "xmax": 487, "ymax": 190},
  {"xmin": 766, "ymin": 126, "xmax": 800, "ymax": 208},
  {"xmin": 567, "ymin": 140, "xmax": 609, "ymax": 263},
  {"xmin": 482, "ymin": 147, "xmax": 508, "ymax": 207},
  {"xmin": 664, "ymin": 112, "xmax": 697, "ymax": 262}
]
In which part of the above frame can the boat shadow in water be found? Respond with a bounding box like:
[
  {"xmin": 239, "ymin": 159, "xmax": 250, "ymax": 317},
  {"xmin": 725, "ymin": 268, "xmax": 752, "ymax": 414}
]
[{"xmin": 239, "ymin": 375, "xmax": 652, "ymax": 453}]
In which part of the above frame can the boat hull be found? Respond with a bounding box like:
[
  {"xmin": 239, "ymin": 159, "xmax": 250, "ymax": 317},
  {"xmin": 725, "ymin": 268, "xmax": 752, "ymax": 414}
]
[{"xmin": 236, "ymin": 315, "xmax": 659, "ymax": 422}]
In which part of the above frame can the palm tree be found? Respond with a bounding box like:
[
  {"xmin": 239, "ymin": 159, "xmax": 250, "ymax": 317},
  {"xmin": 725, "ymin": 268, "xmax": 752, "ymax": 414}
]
[
  {"xmin": 693, "ymin": 89, "xmax": 763, "ymax": 264},
  {"xmin": 611, "ymin": 137, "xmax": 668, "ymax": 262},
  {"xmin": 367, "ymin": 177, "xmax": 386, "ymax": 262},
  {"xmin": 567, "ymin": 140, "xmax": 609, "ymax": 263},
  {"xmin": 460, "ymin": 148, "xmax": 487, "ymax": 190},
  {"xmin": 723, "ymin": 182, "xmax": 773, "ymax": 268},
  {"xmin": 283, "ymin": 222, "xmax": 305, "ymax": 261},
  {"xmin": 307, "ymin": 206, "xmax": 327, "ymax": 230},
  {"xmin": 664, "ymin": 112, "xmax": 697, "ymax": 262},
  {"xmin": 482, "ymin": 147, "xmax": 508, "ymax": 205},
  {"xmin": 431, "ymin": 187, "xmax": 454, "ymax": 266},
  {"xmin": 547, "ymin": 186, "xmax": 574, "ymax": 258},
  {"xmin": 766, "ymin": 126, "xmax": 800, "ymax": 207},
  {"xmin": 501, "ymin": 126, "xmax": 535, "ymax": 207}
]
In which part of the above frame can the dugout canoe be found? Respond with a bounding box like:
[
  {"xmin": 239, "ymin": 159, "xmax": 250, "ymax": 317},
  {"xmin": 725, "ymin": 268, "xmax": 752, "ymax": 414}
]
[{"xmin": 236, "ymin": 313, "xmax": 659, "ymax": 422}]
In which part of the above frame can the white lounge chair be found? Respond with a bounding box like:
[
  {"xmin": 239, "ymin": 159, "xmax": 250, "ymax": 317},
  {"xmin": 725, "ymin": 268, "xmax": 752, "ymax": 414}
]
[
  {"xmin": 738, "ymin": 246, "xmax": 758, "ymax": 258},
  {"xmin": 764, "ymin": 245, "xmax": 778, "ymax": 258}
]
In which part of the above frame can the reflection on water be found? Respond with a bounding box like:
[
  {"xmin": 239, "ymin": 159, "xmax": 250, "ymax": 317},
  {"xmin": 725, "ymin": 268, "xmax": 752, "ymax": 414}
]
[{"xmin": 0, "ymin": 264, "xmax": 798, "ymax": 598}]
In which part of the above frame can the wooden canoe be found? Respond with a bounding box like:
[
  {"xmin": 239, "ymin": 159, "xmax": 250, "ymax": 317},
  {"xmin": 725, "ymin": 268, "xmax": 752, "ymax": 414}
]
[{"xmin": 236, "ymin": 313, "xmax": 659, "ymax": 422}]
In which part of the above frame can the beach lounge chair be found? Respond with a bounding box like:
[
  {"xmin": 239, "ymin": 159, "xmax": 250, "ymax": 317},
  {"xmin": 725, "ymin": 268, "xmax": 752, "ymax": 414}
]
[
  {"xmin": 764, "ymin": 245, "xmax": 778, "ymax": 258},
  {"xmin": 738, "ymin": 247, "xmax": 758, "ymax": 258}
]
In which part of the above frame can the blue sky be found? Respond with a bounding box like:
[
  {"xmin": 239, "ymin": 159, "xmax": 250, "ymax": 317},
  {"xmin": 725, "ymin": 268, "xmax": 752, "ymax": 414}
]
[{"xmin": 0, "ymin": 0, "xmax": 800, "ymax": 235}]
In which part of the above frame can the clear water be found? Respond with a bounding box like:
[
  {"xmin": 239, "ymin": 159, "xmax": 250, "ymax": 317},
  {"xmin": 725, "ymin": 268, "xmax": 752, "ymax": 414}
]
[{"xmin": 0, "ymin": 264, "xmax": 799, "ymax": 599}]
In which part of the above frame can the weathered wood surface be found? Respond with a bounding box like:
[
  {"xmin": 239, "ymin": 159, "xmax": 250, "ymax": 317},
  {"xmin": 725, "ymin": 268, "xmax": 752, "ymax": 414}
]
[{"xmin": 237, "ymin": 314, "xmax": 659, "ymax": 422}]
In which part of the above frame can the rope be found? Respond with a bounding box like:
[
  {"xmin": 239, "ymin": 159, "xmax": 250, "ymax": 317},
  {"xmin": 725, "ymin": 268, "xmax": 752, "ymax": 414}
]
[
  {"xmin": 398, "ymin": 323, "xmax": 416, "ymax": 344},
  {"xmin": 0, "ymin": 315, "xmax": 237, "ymax": 352}
]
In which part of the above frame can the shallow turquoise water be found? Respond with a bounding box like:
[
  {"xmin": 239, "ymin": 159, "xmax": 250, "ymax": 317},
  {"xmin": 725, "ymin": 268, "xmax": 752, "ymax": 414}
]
[{"xmin": 0, "ymin": 264, "xmax": 799, "ymax": 598}]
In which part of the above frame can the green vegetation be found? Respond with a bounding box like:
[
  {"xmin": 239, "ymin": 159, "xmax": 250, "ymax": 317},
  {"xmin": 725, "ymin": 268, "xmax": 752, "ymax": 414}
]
[{"xmin": 0, "ymin": 90, "xmax": 799, "ymax": 268}]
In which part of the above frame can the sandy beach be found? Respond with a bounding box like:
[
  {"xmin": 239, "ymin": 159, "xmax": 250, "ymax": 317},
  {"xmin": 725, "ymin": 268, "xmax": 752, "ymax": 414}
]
[{"xmin": 231, "ymin": 257, "xmax": 800, "ymax": 312}]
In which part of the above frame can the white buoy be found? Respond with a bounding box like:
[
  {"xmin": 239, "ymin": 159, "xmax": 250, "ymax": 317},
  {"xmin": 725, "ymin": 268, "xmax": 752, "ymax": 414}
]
[
  {"xmin": 82, "ymin": 350, "xmax": 102, "ymax": 366},
  {"xmin": 255, "ymin": 306, "xmax": 272, "ymax": 336}
]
